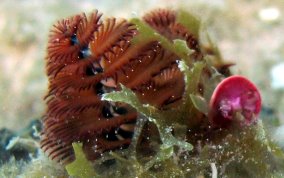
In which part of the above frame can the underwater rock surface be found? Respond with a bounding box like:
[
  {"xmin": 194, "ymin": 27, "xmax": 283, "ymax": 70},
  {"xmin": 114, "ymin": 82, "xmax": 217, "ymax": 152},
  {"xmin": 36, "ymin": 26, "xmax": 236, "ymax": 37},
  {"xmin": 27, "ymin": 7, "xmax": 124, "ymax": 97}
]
[{"xmin": 0, "ymin": 119, "xmax": 41, "ymax": 166}]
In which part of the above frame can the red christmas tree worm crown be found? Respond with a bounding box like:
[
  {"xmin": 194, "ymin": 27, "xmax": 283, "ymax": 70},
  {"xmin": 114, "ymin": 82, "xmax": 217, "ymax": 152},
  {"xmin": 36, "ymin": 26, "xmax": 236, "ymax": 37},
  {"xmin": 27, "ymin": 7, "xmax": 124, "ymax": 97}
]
[
  {"xmin": 40, "ymin": 8, "xmax": 205, "ymax": 165},
  {"xmin": 209, "ymin": 75, "xmax": 262, "ymax": 128},
  {"xmin": 41, "ymin": 8, "xmax": 231, "ymax": 165}
]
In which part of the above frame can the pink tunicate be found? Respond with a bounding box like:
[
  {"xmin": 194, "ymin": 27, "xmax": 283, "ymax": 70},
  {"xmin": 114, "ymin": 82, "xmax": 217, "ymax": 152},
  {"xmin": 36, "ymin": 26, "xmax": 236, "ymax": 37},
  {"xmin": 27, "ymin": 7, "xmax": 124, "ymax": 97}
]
[{"xmin": 209, "ymin": 75, "xmax": 262, "ymax": 128}]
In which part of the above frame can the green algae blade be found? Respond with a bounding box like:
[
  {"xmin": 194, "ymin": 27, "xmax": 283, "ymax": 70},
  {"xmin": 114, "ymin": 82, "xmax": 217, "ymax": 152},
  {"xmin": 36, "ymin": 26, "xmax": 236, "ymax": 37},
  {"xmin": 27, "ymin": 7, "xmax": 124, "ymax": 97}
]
[
  {"xmin": 130, "ymin": 19, "xmax": 194, "ymax": 63},
  {"xmin": 102, "ymin": 85, "xmax": 157, "ymax": 120},
  {"xmin": 190, "ymin": 94, "xmax": 208, "ymax": 115},
  {"xmin": 177, "ymin": 10, "xmax": 200, "ymax": 37},
  {"xmin": 65, "ymin": 143, "xmax": 97, "ymax": 178},
  {"xmin": 102, "ymin": 84, "xmax": 193, "ymax": 169},
  {"xmin": 102, "ymin": 85, "xmax": 192, "ymax": 151},
  {"xmin": 178, "ymin": 60, "xmax": 206, "ymax": 127},
  {"xmin": 173, "ymin": 39, "xmax": 194, "ymax": 66}
]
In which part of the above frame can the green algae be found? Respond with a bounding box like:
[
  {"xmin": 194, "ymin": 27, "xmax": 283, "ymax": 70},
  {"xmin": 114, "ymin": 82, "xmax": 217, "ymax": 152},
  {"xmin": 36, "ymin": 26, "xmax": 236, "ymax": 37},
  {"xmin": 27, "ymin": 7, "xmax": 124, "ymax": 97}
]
[
  {"xmin": 130, "ymin": 19, "xmax": 195, "ymax": 66},
  {"xmin": 102, "ymin": 84, "xmax": 193, "ymax": 152},
  {"xmin": 178, "ymin": 60, "xmax": 206, "ymax": 127},
  {"xmin": 66, "ymin": 143, "xmax": 97, "ymax": 178},
  {"xmin": 176, "ymin": 10, "xmax": 200, "ymax": 38},
  {"xmin": 190, "ymin": 94, "xmax": 208, "ymax": 115}
]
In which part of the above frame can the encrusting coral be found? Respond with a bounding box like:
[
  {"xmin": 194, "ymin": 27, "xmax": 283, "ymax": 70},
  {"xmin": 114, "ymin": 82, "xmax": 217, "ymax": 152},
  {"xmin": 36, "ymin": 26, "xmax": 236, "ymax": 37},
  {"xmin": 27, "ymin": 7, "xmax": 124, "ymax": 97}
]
[{"xmin": 40, "ymin": 8, "xmax": 284, "ymax": 178}]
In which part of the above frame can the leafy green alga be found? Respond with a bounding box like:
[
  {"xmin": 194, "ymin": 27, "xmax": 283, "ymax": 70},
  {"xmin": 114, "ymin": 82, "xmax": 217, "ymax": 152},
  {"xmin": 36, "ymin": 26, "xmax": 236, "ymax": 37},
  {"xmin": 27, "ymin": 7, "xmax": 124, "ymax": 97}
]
[
  {"xmin": 65, "ymin": 143, "xmax": 97, "ymax": 178},
  {"xmin": 130, "ymin": 19, "xmax": 195, "ymax": 66},
  {"xmin": 176, "ymin": 9, "xmax": 200, "ymax": 37},
  {"xmin": 102, "ymin": 85, "xmax": 193, "ymax": 152}
]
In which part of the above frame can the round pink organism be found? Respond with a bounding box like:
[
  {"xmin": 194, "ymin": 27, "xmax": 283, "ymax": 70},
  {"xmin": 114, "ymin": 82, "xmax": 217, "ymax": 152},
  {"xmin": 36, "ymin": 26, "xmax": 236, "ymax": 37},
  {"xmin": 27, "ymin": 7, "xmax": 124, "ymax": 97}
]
[{"xmin": 209, "ymin": 75, "xmax": 262, "ymax": 128}]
